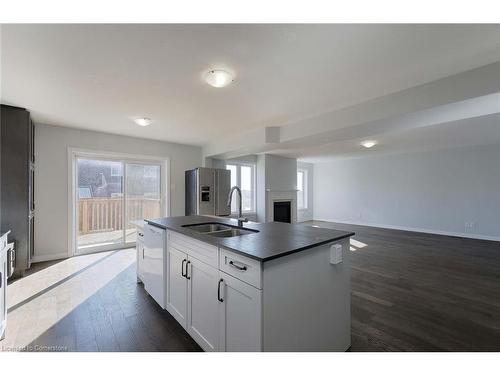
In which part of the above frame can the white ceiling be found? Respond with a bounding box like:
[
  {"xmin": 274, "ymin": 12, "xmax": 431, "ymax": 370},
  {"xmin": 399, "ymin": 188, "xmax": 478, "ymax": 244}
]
[
  {"xmin": 2, "ymin": 24, "xmax": 500, "ymax": 148},
  {"xmin": 274, "ymin": 113, "xmax": 500, "ymax": 163}
]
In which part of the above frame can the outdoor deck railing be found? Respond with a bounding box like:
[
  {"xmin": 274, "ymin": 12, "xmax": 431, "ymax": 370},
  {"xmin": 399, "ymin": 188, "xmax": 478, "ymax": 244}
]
[{"xmin": 78, "ymin": 197, "xmax": 160, "ymax": 235}]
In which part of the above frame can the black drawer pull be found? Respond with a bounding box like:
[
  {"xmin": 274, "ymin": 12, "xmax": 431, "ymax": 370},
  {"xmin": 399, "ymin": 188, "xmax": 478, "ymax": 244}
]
[
  {"xmin": 181, "ymin": 259, "xmax": 187, "ymax": 277},
  {"xmin": 186, "ymin": 260, "xmax": 191, "ymax": 280},
  {"xmin": 229, "ymin": 260, "xmax": 247, "ymax": 271},
  {"xmin": 138, "ymin": 233, "xmax": 144, "ymax": 237},
  {"xmin": 217, "ymin": 278, "xmax": 224, "ymax": 302}
]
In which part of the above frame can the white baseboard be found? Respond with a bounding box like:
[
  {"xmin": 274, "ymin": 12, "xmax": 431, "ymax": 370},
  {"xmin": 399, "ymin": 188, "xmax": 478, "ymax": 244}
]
[
  {"xmin": 313, "ymin": 217, "xmax": 500, "ymax": 242},
  {"xmin": 32, "ymin": 252, "xmax": 69, "ymax": 263}
]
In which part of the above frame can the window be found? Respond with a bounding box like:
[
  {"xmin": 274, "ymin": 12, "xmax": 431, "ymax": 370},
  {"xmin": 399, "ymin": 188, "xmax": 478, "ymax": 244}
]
[
  {"xmin": 226, "ymin": 163, "xmax": 256, "ymax": 213},
  {"xmin": 297, "ymin": 169, "xmax": 307, "ymax": 209},
  {"xmin": 143, "ymin": 165, "xmax": 158, "ymax": 178},
  {"xmin": 110, "ymin": 163, "xmax": 122, "ymax": 177}
]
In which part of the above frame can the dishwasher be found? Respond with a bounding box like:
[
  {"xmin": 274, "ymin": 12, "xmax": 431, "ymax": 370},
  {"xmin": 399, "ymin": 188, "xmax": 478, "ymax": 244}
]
[{"xmin": 142, "ymin": 224, "xmax": 166, "ymax": 308}]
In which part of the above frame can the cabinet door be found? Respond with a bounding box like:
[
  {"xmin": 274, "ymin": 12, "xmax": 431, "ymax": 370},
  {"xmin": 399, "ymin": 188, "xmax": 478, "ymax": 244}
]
[
  {"xmin": 166, "ymin": 246, "xmax": 188, "ymax": 328},
  {"xmin": 219, "ymin": 272, "xmax": 262, "ymax": 352},
  {"xmin": 136, "ymin": 240, "xmax": 145, "ymax": 282},
  {"xmin": 186, "ymin": 256, "xmax": 221, "ymax": 351}
]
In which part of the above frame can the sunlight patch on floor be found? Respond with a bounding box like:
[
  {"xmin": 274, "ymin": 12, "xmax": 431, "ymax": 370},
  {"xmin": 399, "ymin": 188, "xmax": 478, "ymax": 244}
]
[
  {"xmin": 7, "ymin": 251, "xmax": 112, "ymax": 309},
  {"xmin": 1, "ymin": 249, "xmax": 135, "ymax": 350},
  {"xmin": 350, "ymin": 239, "xmax": 368, "ymax": 249}
]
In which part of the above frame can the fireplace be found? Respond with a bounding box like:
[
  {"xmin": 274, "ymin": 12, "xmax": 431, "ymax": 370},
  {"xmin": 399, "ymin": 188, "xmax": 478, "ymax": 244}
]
[
  {"xmin": 267, "ymin": 190, "xmax": 297, "ymax": 223},
  {"xmin": 273, "ymin": 201, "xmax": 292, "ymax": 223}
]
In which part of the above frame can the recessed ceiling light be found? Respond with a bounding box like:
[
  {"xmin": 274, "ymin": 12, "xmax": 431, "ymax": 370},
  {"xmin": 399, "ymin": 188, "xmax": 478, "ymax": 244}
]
[
  {"xmin": 361, "ymin": 140, "xmax": 377, "ymax": 148},
  {"xmin": 134, "ymin": 117, "xmax": 152, "ymax": 127},
  {"xmin": 204, "ymin": 69, "xmax": 234, "ymax": 88}
]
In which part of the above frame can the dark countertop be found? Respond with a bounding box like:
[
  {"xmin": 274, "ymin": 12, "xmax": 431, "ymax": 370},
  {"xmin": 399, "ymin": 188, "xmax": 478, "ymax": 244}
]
[{"xmin": 145, "ymin": 215, "xmax": 354, "ymax": 262}]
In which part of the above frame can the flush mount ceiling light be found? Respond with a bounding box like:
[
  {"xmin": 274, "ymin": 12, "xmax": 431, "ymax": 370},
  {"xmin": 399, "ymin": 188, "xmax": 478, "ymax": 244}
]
[
  {"xmin": 204, "ymin": 69, "xmax": 234, "ymax": 88},
  {"xmin": 134, "ymin": 117, "xmax": 152, "ymax": 127},
  {"xmin": 361, "ymin": 140, "xmax": 377, "ymax": 148}
]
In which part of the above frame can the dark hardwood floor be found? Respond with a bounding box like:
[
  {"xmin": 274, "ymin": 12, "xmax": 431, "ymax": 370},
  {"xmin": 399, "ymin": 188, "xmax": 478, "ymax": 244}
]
[
  {"xmin": 307, "ymin": 220, "xmax": 500, "ymax": 351},
  {"xmin": 4, "ymin": 221, "xmax": 500, "ymax": 352},
  {"xmin": 29, "ymin": 263, "xmax": 202, "ymax": 352}
]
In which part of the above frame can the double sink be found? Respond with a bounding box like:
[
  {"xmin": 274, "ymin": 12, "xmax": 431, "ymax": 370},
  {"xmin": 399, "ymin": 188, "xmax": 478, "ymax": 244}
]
[{"xmin": 182, "ymin": 222, "xmax": 259, "ymax": 238}]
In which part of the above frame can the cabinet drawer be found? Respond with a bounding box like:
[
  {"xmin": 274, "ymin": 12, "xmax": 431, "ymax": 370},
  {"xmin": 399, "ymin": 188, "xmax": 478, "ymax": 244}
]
[
  {"xmin": 219, "ymin": 249, "xmax": 262, "ymax": 289},
  {"xmin": 168, "ymin": 230, "xmax": 218, "ymax": 268}
]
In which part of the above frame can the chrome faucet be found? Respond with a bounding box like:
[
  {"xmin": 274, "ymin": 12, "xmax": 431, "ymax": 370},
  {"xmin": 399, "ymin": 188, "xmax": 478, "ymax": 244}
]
[{"xmin": 227, "ymin": 186, "xmax": 248, "ymax": 227}]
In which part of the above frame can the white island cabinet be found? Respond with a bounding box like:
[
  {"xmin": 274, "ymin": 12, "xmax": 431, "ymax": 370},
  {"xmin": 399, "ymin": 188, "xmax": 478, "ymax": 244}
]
[
  {"xmin": 152, "ymin": 227, "xmax": 351, "ymax": 352},
  {"xmin": 219, "ymin": 272, "xmax": 262, "ymax": 351},
  {"xmin": 166, "ymin": 230, "xmax": 222, "ymax": 351}
]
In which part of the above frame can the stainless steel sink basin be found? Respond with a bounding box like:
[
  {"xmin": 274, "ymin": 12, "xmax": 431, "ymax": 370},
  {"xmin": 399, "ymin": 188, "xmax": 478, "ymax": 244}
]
[
  {"xmin": 182, "ymin": 222, "xmax": 259, "ymax": 237},
  {"xmin": 182, "ymin": 223, "xmax": 233, "ymax": 233},
  {"xmin": 207, "ymin": 228, "xmax": 257, "ymax": 237}
]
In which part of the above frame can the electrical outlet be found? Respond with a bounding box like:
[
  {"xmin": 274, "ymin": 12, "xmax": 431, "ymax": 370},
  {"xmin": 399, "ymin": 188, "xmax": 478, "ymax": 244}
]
[
  {"xmin": 330, "ymin": 244, "xmax": 343, "ymax": 265},
  {"xmin": 464, "ymin": 221, "xmax": 477, "ymax": 233},
  {"xmin": 470, "ymin": 222, "xmax": 476, "ymax": 233}
]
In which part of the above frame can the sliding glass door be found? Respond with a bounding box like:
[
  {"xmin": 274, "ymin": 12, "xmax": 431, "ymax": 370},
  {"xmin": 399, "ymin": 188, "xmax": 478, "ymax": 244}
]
[
  {"xmin": 125, "ymin": 163, "xmax": 161, "ymax": 243},
  {"xmin": 77, "ymin": 158, "xmax": 124, "ymax": 251},
  {"xmin": 76, "ymin": 156, "xmax": 163, "ymax": 254}
]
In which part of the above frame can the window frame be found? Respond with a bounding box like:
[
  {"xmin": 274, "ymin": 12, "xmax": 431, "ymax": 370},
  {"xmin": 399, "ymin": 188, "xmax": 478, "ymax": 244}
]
[
  {"xmin": 226, "ymin": 162, "xmax": 256, "ymax": 214},
  {"xmin": 68, "ymin": 147, "xmax": 170, "ymax": 258},
  {"xmin": 297, "ymin": 169, "xmax": 308, "ymax": 210}
]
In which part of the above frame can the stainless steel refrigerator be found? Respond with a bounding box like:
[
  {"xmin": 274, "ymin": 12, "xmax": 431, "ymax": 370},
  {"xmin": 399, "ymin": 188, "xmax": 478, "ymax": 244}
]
[{"xmin": 185, "ymin": 167, "xmax": 231, "ymax": 216}]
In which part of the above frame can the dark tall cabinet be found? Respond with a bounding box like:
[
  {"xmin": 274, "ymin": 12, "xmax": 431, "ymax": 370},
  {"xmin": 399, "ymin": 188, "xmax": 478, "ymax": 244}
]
[{"xmin": 0, "ymin": 105, "xmax": 35, "ymax": 278}]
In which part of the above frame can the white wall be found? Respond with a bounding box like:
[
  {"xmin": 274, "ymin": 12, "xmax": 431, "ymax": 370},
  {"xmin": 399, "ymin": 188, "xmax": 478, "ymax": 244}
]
[
  {"xmin": 314, "ymin": 143, "xmax": 500, "ymax": 240},
  {"xmin": 35, "ymin": 124, "xmax": 202, "ymax": 261},
  {"xmin": 255, "ymin": 154, "xmax": 298, "ymax": 222},
  {"xmin": 265, "ymin": 154, "xmax": 297, "ymax": 192},
  {"xmin": 297, "ymin": 161, "xmax": 314, "ymax": 222}
]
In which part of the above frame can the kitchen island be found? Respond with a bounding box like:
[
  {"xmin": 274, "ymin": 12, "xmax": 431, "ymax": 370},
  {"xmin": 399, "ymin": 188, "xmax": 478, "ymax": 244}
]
[{"xmin": 139, "ymin": 215, "xmax": 354, "ymax": 352}]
